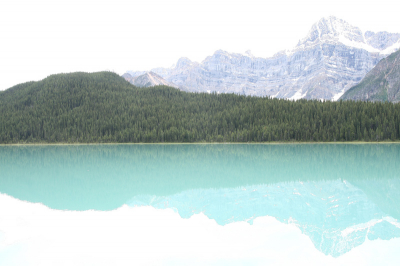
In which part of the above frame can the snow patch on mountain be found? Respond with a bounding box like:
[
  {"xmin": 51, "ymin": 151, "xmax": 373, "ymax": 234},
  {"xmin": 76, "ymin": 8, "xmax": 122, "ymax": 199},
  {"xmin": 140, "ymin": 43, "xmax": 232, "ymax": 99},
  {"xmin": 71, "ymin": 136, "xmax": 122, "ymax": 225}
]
[
  {"xmin": 289, "ymin": 89, "xmax": 307, "ymax": 100},
  {"xmin": 381, "ymin": 40, "xmax": 400, "ymax": 55},
  {"xmin": 332, "ymin": 89, "xmax": 346, "ymax": 101}
]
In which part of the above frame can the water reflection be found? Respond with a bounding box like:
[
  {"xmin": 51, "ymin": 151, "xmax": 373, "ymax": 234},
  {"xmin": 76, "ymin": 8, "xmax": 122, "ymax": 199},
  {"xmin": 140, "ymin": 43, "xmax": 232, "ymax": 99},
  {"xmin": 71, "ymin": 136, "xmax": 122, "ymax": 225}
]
[
  {"xmin": 0, "ymin": 144, "xmax": 399, "ymax": 210},
  {"xmin": 128, "ymin": 179, "xmax": 400, "ymax": 257},
  {"xmin": 1, "ymin": 144, "xmax": 399, "ymax": 257}
]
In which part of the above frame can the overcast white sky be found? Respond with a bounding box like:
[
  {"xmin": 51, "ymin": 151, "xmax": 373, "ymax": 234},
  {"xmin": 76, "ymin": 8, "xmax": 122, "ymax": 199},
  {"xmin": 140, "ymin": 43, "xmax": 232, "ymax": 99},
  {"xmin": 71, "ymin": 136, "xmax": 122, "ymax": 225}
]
[{"xmin": 1, "ymin": 0, "xmax": 400, "ymax": 90}]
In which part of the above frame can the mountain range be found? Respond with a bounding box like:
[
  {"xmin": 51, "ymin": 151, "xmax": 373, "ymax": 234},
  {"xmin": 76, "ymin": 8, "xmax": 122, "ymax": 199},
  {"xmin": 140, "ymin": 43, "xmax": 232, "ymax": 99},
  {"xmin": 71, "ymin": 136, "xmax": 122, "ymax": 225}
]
[{"xmin": 124, "ymin": 16, "xmax": 400, "ymax": 101}]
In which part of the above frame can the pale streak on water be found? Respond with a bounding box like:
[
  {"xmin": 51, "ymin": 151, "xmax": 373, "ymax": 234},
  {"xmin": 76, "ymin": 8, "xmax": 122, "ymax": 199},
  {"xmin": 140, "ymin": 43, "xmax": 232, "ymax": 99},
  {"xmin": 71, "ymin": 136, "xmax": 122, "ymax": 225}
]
[{"xmin": 0, "ymin": 144, "xmax": 399, "ymax": 265}]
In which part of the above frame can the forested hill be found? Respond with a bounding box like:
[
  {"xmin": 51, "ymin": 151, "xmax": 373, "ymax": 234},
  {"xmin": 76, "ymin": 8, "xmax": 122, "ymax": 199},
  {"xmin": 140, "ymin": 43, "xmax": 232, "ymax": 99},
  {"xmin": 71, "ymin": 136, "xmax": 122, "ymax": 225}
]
[
  {"xmin": 341, "ymin": 49, "xmax": 400, "ymax": 103},
  {"xmin": 0, "ymin": 71, "xmax": 399, "ymax": 143}
]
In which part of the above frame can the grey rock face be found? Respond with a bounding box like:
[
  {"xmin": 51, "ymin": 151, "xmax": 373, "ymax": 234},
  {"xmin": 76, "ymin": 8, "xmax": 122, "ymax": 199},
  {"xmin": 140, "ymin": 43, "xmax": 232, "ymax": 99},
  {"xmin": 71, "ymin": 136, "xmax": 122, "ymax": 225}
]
[
  {"xmin": 125, "ymin": 16, "xmax": 400, "ymax": 100},
  {"xmin": 341, "ymin": 49, "xmax": 400, "ymax": 103},
  {"xmin": 365, "ymin": 31, "xmax": 400, "ymax": 50}
]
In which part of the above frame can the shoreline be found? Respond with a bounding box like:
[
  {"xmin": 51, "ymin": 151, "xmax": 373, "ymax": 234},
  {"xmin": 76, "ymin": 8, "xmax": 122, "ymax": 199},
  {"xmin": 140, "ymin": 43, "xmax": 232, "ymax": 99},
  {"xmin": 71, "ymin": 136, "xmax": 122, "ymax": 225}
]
[{"xmin": 1, "ymin": 141, "xmax": 400, "ymax": 146}]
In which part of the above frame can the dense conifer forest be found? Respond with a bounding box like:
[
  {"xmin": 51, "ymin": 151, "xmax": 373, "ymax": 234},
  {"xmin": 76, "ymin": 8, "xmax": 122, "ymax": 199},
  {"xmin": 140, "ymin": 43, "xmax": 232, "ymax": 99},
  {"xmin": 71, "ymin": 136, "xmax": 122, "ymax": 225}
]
[{"xmin": 0, "ymin": 72, "xmax": 399, "ymax": 143}]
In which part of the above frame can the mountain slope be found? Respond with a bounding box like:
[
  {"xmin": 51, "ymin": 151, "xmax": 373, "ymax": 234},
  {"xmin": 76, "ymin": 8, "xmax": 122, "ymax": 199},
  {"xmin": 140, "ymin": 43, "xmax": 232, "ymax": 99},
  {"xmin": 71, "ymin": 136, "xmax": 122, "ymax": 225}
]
[
  {"xmin": 341, "ymin": 49, "xmax": 400, "ymax": 102},
  {"xmin": 125, "ymin": 16, "xmax": 400, "ymax": 100}
]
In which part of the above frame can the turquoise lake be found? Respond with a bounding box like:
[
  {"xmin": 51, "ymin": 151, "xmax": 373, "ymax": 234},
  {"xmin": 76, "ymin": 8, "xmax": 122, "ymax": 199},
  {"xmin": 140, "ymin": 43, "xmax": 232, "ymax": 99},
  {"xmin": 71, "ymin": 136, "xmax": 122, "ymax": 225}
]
[{"xmin": 1, "ymin": 144, "xmax": 400, "ymax": 264}]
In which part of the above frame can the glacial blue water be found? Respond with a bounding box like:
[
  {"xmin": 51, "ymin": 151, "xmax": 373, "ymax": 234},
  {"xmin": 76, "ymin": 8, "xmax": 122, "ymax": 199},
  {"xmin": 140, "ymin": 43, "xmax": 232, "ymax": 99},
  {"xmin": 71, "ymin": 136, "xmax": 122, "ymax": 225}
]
[{"xmin": 0, "ymin": 144, "xmax": 400, "ymax": 257}]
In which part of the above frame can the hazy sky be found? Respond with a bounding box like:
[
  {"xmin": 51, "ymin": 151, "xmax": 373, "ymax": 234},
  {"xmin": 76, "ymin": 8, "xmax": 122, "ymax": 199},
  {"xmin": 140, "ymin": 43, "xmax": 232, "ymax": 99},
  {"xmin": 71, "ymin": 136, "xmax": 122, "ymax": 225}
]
[{"xmin": 1, "ymin": 0, "xmax": 400, "ymax": 90}]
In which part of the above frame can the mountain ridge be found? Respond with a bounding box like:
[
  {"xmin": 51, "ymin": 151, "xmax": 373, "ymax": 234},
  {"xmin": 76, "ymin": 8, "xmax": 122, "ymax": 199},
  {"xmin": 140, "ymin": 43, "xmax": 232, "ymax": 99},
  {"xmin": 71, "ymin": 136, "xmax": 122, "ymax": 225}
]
[{"xmin": 124, "ymin": 16, "xmax": 400, "ymax": 100}]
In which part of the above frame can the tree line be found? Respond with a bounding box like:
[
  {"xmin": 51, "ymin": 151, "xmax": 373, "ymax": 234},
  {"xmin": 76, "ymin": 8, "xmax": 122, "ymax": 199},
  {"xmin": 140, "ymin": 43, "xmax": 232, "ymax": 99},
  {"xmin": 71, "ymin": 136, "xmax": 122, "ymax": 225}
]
[{"xmin": 0, "ymin": 72, "xmax": 399, "ymax": 143}]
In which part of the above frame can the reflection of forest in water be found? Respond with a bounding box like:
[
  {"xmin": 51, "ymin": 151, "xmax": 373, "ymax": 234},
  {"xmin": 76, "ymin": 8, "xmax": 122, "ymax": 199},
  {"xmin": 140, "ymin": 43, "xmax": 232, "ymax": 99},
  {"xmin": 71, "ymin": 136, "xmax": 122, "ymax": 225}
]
[{"xmin": 0, "ymin": 144, "xmax": 399, "ymax": 212}]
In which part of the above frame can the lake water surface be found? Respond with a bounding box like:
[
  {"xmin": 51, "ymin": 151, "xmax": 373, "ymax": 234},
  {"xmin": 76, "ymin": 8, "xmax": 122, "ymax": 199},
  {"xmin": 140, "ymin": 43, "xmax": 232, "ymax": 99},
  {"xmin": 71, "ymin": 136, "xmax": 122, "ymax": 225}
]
[{"xmin": 1, "ymin": 144, "xmax": 399, "ymax": 265}]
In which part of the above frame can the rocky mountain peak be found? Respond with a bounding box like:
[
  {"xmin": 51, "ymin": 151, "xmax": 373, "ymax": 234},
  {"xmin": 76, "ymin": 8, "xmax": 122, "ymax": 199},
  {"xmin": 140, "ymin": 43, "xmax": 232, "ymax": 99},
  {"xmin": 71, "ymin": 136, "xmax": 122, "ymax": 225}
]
[
  {"xmin": 175, "ymin": 57, "xmax": 193, "ymax": 69},
  {"xmin": 245, "ymin": 50, "xmax": 254, "ymax": 57},
  {"xmin": 298, "ymin": 16, "xmax": 364, "ymax": 47},
  {"xmin": 121, "ymin": 72, "xmax": 133, "ymax": 80},
  {"xmin": 208, "ymin": 49, "xmax": 233, "ymax": 60},
  {"xmin": 122, "ymin": 71, "xmax": 178, "ymax": 88}
]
